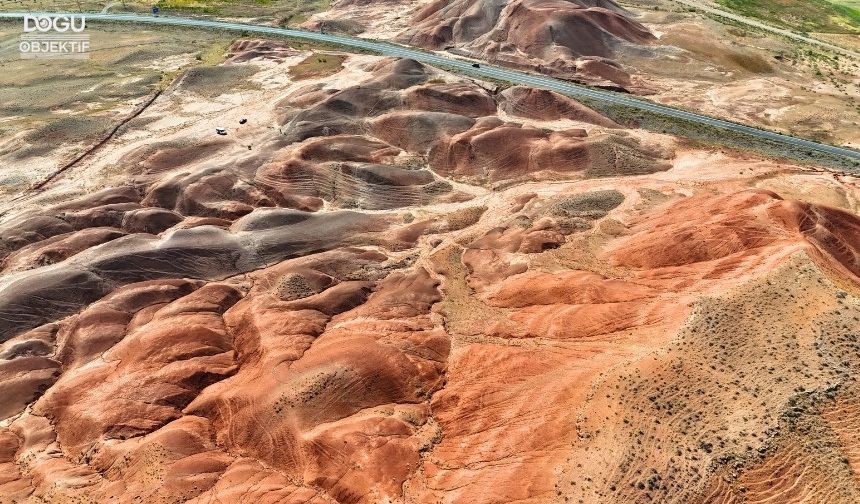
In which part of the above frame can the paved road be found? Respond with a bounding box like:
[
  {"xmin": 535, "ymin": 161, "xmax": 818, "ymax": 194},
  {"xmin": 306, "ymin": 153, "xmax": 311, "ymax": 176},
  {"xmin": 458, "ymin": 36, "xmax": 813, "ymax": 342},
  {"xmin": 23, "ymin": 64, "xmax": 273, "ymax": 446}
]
[
  {"xmin": 670, "ymin": 0, "xmax": 860, "ymax": 60},
  {"xmin": 2, "ymin": 11, "xmax": 859, "ymax": 163}
]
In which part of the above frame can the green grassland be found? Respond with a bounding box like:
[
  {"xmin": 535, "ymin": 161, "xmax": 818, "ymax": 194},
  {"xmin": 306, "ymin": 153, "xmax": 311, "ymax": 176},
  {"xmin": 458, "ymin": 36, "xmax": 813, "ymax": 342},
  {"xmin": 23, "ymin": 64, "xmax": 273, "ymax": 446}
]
[
  {"xmin": 0, "ymin": 0, "xmax": 330, "ymax": 25},
  {"xmin": 717, "ymin": 0, "xmax": 860, "ymax": 33},
  {"xmin": 154, "ymin": 0, "xmax": 329, "ymax": 23},
  {"xmin": 830, "ymin": 0, "xmax": 860, "ymax": 9},
  {"xmin": 288, "ymin": 52, "xmax": 345, "ymax": 79}
]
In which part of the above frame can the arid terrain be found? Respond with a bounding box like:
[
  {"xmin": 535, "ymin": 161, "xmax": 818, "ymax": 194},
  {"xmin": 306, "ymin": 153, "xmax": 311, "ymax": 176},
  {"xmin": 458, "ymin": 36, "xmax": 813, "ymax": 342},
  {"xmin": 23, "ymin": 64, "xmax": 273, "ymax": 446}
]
[
  {"xmin": 1, "ymin": 1, "xmax": 860, "ymax": 503},
  {"xmin": 298, "ymin": 0, "xmax": 860, "ymax": 147}
]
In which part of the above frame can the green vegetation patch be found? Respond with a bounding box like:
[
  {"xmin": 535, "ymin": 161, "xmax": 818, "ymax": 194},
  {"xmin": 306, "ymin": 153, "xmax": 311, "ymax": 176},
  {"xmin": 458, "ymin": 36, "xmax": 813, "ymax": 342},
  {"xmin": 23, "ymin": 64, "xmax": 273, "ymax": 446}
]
[
  {"xmin": 153, "ymin": 0, "xmax": 329, "ymax": 23},
  {"xmin": 717, "ymin": 0, "xmax": 860, "ymax": 34},
  {"xmin": 24, "ymin": 116, "xmax": 112, "ymax": 144},
  {"xmin": 829, "ymin": 0, "xmax": 860, "ymax": 8},
  {"xmin": 154, "ymin": 0, "xmax": 277, "ymax": 15},
  {"xmin": 0, "ymin": 0, "xmax": 330, "ymax": 22},
  {"xmin": 178, "ymin": 65, "xmax": 260, "ymax": 97},
  {"xmin": 273, "ymin": 0, "xmax": 330, "ymax": 26},
  {"xmin": 288, "ymin": 52, "xmax": 346, "ymax": 80}
]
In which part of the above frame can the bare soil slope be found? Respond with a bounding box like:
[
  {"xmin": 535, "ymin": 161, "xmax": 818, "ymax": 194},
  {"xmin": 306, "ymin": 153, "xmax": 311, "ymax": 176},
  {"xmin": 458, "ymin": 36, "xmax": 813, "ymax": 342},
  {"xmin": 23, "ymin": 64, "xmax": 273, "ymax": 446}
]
[
  {"xmin": 1, "ymin": 39, "xmax": 860, "ymax": 504},
  {"xmin": 403, "ymin": 0, "xmax": 656, "ymax": 85}
]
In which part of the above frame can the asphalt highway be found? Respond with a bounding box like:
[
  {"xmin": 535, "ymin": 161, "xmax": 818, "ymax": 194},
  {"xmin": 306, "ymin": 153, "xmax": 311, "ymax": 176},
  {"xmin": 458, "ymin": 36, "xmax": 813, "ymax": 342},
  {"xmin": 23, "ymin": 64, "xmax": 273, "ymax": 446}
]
[{"xmin": 3, "ymin": 11, "xmax": 859, "ymax": 163}]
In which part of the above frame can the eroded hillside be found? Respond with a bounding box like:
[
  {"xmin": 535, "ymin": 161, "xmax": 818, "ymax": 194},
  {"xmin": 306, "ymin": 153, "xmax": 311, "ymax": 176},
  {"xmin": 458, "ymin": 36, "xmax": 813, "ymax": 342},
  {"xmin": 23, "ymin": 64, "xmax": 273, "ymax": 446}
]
[{"xmin": 0, "ymin": 35, "xmax": 860, "ymax": 504}]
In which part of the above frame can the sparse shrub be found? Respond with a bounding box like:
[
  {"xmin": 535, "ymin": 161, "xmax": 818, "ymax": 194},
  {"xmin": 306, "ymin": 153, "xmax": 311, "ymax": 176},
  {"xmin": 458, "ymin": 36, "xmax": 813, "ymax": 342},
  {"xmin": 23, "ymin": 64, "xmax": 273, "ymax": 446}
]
[
  {"xmin": 552, "ymin": 190, "xmax": 625, "ymax": 219},
  {"xmin": 276, "ymin": 273, "xmax": 317, "ymax": 301},
  {"xmin": 422, "ymin": 180, "xmax": 453, "ymax": 195},
  {"xmin": 445, "ymin": 206, "xmax": 487, "ymax": 230}
]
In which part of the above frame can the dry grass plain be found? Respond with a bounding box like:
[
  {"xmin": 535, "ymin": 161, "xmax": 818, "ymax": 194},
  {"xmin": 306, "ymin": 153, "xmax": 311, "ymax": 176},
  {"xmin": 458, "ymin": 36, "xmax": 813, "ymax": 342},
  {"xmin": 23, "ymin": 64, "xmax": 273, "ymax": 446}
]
[
  {"xmin": 0, "ymin": 22, "xmax": 237, "ymax": 197},
  {"xmin": 618, "ymin": 0, "xmax": 860, "ymax": 148}
]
